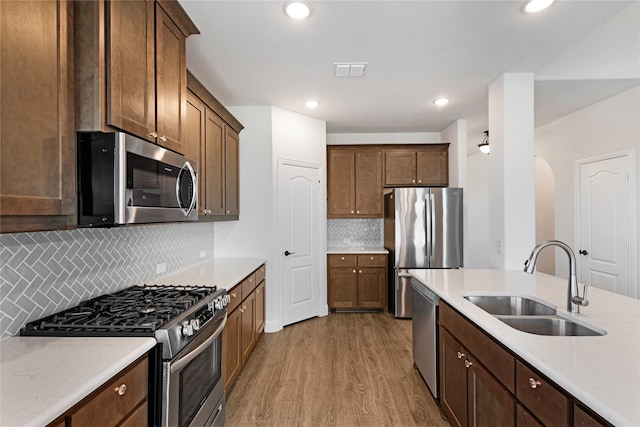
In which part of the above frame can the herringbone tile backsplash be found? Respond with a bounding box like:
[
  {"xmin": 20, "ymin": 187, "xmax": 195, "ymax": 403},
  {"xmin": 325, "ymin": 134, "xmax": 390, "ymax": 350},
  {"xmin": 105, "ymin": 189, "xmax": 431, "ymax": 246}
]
[
  {"xmin": 0, "ymin": 222, "xmax": 215, "ymax": 339},
  {"xmin": 327, "ymin": 219, "xmax": 383, "ymax": 249}
]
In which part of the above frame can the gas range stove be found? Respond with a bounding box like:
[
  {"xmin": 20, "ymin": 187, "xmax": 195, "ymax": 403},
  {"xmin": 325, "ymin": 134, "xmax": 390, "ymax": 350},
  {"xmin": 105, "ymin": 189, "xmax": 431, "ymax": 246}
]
[{"xmin": 21, "ymin": 284, "xmax": 229, "ymax": 360}]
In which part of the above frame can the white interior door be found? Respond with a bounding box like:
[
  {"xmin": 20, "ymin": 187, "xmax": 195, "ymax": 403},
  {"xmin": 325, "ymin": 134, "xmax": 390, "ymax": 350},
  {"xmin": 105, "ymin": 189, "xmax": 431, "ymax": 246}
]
[
  {"xmin": 279, "ymin": 160, "xmax": 321, "ymax": 326},
  {"xmin": 578, "ymin": 155, "xmax": 631, "ymax": 296}
]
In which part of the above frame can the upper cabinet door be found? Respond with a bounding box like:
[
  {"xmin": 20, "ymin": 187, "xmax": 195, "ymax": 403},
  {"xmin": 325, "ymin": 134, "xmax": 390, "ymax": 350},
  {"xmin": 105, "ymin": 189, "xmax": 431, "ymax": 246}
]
[
  {"xmin": 107, "ymin": 0, "xmax": 156, "ymax": 142},
  {"xmin": 384, "ymin": 151, "xmax": 417, "ymax": 186},
  {"xmin": 327, "ymin": 150, "xmax": 356, "ymax": 217},
  {"xmin": 354, "ymin": 150, "xmax": 383, "ymax": 216},
  {"xmin": 416, "ymin": 149, "xmax": 448, "ymax": 186},
  {"xmin": 224, "ymin": 128, "xmax": 240, "ymax": 216},
  {"xmin": 0, "ymin": 0, "xmax": 76, "ymax": 232},
  {"xmin": 155, "ymin": 3, "xmax": 187, "ymax": 153}
]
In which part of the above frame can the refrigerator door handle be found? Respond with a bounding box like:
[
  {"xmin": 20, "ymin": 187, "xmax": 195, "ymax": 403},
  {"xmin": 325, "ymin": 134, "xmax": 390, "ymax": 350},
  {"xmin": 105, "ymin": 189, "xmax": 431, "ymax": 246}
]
[
  {"xmin": 429, "ymin": 193, "xmax": 436, "ymax": 262},
  {"xmin": 425, "ymin": 194, "xmax": 431, "ymax": 262}
]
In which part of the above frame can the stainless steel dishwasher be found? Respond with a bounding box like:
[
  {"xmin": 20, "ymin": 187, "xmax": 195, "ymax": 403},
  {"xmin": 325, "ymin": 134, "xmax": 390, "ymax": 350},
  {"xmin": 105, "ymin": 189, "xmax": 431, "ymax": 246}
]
[{"xmin": 411, "ymin": 278, "xmax": 439, "ymax": 398}]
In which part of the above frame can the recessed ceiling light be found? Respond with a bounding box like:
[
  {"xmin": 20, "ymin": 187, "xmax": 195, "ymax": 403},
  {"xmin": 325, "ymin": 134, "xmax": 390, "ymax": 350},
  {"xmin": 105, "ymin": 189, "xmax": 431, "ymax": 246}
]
[
  {"xmin": 305, "ymin": 100, "xmax": 319, "ymax": 109},
  {"xmin": 284, "ymin": 2, "xmax": 312, "ymax": 20},
  {"xmin": 433, "ymin": 98, "xmax": 449, "ymax": 106},
  {"xmin": 525, "ymin": 0, "xmax": 554, "ymax": 13}
]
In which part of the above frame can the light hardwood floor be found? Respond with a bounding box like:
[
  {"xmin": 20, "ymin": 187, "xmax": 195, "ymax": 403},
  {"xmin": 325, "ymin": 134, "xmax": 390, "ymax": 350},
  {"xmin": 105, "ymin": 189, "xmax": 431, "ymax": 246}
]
[{"xmin": 226, "ymin": 312, "xmax": 451, "ymax": 427}]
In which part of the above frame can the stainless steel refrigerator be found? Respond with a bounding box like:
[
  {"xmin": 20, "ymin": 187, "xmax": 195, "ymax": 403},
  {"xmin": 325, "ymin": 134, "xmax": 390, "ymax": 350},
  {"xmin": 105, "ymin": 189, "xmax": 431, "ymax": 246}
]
[{"xmin": 384, "ymin": 187, "xmax": 463, "ymax": 318}]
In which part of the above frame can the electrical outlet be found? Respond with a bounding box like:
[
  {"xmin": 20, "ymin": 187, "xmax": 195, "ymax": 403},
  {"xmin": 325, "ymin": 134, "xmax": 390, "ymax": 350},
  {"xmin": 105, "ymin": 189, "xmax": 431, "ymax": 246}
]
[
  {"xmin": 496, "ymin": 240, "xmax": 504, "ymax": 255},
  {"xmin": 157, "ymin": 262, "xmax": 167, "ymax": 274}
]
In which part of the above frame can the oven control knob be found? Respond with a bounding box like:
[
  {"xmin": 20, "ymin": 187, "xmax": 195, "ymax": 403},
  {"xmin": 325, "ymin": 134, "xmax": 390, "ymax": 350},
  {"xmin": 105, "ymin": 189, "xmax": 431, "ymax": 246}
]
[
  {"xmin": 224, "ymin": 295, "xmax": 231, "ymax": 304},
  {"xmin": 181, "ymin": 321, "xmax": 194, "ymax": 337},
  {"xmin": 189, "ymin": 319, "xmax": 200, "ymax": 331},
  {"xmin": 214, "ymin": 297, "xmax": 223, "ymax": 310}
]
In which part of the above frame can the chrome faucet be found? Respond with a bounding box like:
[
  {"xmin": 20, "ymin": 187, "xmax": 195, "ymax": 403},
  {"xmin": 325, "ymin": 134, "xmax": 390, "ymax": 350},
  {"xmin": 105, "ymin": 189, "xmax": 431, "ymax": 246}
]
[{"xmin": 523, "ymin": 240, "xmax": 589, "ymax": 314}]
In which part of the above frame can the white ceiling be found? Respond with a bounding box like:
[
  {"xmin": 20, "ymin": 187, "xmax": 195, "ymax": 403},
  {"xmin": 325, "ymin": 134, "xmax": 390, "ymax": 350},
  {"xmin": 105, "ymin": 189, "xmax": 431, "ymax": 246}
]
[{"xmin": 181, "ymin": 1, "xmax": 640, "ymax": 153}]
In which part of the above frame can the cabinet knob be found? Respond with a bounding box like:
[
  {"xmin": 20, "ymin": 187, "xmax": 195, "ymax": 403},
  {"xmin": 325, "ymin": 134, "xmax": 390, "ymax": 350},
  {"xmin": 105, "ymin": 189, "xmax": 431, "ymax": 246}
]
[
  {"xmin": 149, "ymin": 131, "xmax": 158, "ymax": 138},
  {"xmin": 352, "ymin": 270, "xmax": 356, "ymax": 274},
  {"xmin": 160, "ymin": 135, "xmax": 167, "ymax": 142},
  {"xmin": 341, "ymin": 256, "xmax": 345, "ymax": 260},
  {"xmin": 242, "ymin": 305, "xmax": 247, "ymax": 310},
  {"xmin": 114, "ymin": 384, "xmax": 127, "ymax": 396},
  {"xmin": 457, "ymin": 351, "xmax": 465, "ymax": 359},
  {"xmin": 528, "ymin": 378, "xmax": 541, "ymax": 389},
  {"xmin": 231, "ymin": 292, "xmax": 237, "ymax": 298},
  {"xmin": 418, "ymin": 179, "xmax": 422, "ymax": 183},
  {"xmin": 350, "ymin": 210, "xmax": 354, "ymax": 214},
  {"xmin": 370, "ymin": 256, "xmax": 374, "ymax": 260},
  {"xmin": 356, "ymin": 211, "xmax": 360, "ymax": 214},
  {"xmin": 412, "ymin": 179, "xmax": 416, "ymax": 183},
  {"xmin": 359, "ymin": 270, "xmax": 363, "ymax": 273},
  {"xmin": 226, "ymin": 209, "xmax": 231, "ymax": 214},
  {"xmin": 464, "ymin": 360, "xmax": 473, "ymax": 368}
]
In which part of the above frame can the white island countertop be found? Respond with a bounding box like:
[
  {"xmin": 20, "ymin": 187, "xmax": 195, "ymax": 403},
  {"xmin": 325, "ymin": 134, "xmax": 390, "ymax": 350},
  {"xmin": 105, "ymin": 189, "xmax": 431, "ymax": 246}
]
[
  {"xmin": 409, "ymin": 268, "xmax": 640, "ymax": 426},
  {"xmin": 0, "ymin": 336, "xmax": 156, "ymax": 427}
]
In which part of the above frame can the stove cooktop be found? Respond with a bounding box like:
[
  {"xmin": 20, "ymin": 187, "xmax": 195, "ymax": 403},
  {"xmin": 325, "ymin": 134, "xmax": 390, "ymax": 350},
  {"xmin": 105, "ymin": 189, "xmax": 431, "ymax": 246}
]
[{"xmin": 21, "ymin": 285, "xmax": 221, "ymax": 336}]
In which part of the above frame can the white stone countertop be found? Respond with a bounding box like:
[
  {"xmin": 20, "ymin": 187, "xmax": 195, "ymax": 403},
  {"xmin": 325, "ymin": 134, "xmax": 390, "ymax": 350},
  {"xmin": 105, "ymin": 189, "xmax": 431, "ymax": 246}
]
[
  {"xmin": 152, "ymin": 257, "xmax": 266, "ymax": 290},
  {"xmin": 0, "ymin": 336, "xmax": 156, "ymax": 427},
  {"xmin": 327, "ymin": 247, "xmax": 388, "ymax": 254},
  {"xmin": 409, "ymin": 268, "xmax": 640, "ymax": 426}
]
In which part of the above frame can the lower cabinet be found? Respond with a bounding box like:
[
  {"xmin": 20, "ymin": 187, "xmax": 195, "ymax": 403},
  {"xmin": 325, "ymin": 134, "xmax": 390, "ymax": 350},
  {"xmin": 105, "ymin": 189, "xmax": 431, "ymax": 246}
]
[
  {"xmin": 222, "ymin": 264, "xmax": 266, "ymax": 392},
  {"xmin": 439, "ymin": 301, "xmax": 611, "ymax": 427},
  {"xmin": 327, "ymin": 254, "xmax": 387, "ymax": 310},
  {"xmin": 47, "ymin": 356, "xmax": 148, "ymax": 427},
  {"xmin": 440, "ymin": 327, "xmax": 514, "ymax": 427}
]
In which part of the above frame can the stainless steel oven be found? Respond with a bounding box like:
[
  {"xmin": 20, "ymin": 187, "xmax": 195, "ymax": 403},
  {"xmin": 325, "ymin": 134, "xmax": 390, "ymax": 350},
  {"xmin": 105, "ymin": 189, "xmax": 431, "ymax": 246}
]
[
  {"xmin": 163, "ymin": 313, "xmax": 227, "ymax": 427},
  {"xmin": 21, "ymin": 285, "xmax": 230, "ymax": 427}
]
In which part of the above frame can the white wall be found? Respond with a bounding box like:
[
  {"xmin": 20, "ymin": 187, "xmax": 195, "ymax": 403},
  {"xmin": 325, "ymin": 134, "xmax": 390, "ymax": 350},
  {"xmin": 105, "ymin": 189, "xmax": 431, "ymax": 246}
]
[
  {"xmin": 215, "ymin": 106, "xmax": 327, "ymax": 333},
  {"xmin": 535, "ymin": 85, "xmax": 640, "ymax": 286},
  {"xmin": 326, "ymin": 132, "xmax": 441, "ymax": 145},
  {"xmin": 466, "ymin": 152, "xmax": 491, "ymax": 268},
  {"xmin": 534, "ymin": 157, "xmax": 556, "ymax": 275}
]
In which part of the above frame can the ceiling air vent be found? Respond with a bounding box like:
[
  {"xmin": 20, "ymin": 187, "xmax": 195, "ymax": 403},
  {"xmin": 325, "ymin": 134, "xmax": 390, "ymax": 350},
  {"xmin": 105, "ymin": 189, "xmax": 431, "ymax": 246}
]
[{"xmin": 334, "ymin": 62, "xmax": 368, "ymax": 77}]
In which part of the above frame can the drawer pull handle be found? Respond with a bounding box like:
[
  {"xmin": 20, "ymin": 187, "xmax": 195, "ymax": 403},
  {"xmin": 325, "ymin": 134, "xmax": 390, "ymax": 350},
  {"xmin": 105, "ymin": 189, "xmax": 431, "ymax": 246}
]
[
  {"xmin": 464, "ymin": 360, "xmax": 473, "ymax": 368},
  {"xmin": 529, "ymin": 378, "xmax": 541, "ymax": 389},
  {"xmin": 114, "ymin": 384, "xmax": 127, "ymax": 396},
  {"xmin": 457, "ymin": 351, "xmax": 465, "ymax": 359}
]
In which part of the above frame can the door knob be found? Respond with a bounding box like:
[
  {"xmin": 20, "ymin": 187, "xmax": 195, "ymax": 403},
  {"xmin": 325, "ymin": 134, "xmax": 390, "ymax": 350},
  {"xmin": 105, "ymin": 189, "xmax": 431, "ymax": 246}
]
[
  {"xmin": 284, "ymin": 250, "xmax": 295, "ymax": 256},
  {"xmin": 579, "ymin": 249, "xmax": 589, "ymax": 255}
]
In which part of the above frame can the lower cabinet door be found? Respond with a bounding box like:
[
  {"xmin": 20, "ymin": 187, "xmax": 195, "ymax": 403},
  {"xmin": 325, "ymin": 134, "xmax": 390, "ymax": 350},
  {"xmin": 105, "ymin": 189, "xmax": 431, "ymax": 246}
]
[
  {"xmin": 328, "ymin": 267, "xmax": 358, "ymax": 308},
  {"xmin": 356, "ymin": 267, "xmax": 385, "ymax": 308},
  {"xmin": 467, "ymin": 355, "xmax": 515, "ymax": 427},
  {"xmin": 439, "ymin": 328, "xmax": 468, "ymax": 427},
  {"xmin": 255, "ymin": 281, "xmax": 265, "ymax": 334},
  {"xmin": 222, "ymin": 308, "xmax": 241, "ymax": 391},
  {"xmin": 240, "ymin": 292, "xmax": 256, "ymax": 364}
]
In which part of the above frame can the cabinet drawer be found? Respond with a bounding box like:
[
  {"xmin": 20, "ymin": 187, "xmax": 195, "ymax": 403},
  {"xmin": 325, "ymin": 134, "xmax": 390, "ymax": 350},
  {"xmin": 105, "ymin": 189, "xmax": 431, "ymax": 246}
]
[
  {"xmin": 357, "ymin": 254, "xmax": 386, "ymax": 267},
  {"xmin": 439, "ymin": 302, "xmax": 515, "ymax": 392},
  {"xmin": 241, "ymin": 273, "xmax": 257, "ymax": 300},
  {"xmin": 228, "ymin": 284, "xmax": 242, "ymax": 312},
  {"xmin": 70, "ymin": 357, "xmax": 148, "ymax": 426},
  {"xmin": 516, "ymin": 360, "xmax": 568, "ymax": 426},
  {"xmin": 328, "ymin": 254, "xmax": 357, "ymax": 267},
  {"xmin": 255, "ymin": 264, "xmax": 266, "ymax": 283}
]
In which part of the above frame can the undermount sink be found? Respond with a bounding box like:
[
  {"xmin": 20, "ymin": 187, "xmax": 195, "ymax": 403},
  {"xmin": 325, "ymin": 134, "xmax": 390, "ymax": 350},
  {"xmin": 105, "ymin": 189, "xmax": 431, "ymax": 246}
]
[
  {"xmin": 499, "ymin": 316, "xmax": 606, "ymax": 337},
  {"xmin": 462, "ymin": 293, "xmax": 606, "ymax": 337},
  {"xmin": 463, "ymin": 294, "xmax": 556, "ymax": 316}
]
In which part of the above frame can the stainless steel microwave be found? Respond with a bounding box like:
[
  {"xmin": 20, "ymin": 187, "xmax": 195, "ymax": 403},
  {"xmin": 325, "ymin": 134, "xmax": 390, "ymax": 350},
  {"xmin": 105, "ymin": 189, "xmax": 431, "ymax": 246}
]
[{"xmin": 77, "ymin": 131, "xmax": 198, "ymax": 227}]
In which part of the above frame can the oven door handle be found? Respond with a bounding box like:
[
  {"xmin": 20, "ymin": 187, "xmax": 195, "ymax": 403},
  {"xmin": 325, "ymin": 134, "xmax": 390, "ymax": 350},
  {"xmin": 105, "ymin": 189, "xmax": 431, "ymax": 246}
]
[{"xmin": 170, "ymin": 314, "xmax": 227, "ymax": 374}]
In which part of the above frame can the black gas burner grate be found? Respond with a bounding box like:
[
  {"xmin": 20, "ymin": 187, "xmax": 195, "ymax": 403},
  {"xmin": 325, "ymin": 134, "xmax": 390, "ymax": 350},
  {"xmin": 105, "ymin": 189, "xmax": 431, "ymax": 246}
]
[{"xmin": 21, "ymin": 284, "xmax": 217, "ymax": 336}]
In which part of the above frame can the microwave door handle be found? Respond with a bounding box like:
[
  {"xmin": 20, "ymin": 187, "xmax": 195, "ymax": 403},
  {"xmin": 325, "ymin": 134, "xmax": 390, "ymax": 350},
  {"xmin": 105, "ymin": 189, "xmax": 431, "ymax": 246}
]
[
  {"xmin": 176, "ymin": 161, "xmax": 197, "ymax": 216},
  {"xmin": 170, "ymin": 314, "xmax": 227, "ymax": 374}
]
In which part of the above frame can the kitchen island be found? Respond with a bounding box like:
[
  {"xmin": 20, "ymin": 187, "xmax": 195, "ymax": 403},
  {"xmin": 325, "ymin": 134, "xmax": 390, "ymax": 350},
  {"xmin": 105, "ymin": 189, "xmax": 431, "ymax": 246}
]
[{"xmin": 409, "ymin": 268, "xmax": 640, "ymax": 426}]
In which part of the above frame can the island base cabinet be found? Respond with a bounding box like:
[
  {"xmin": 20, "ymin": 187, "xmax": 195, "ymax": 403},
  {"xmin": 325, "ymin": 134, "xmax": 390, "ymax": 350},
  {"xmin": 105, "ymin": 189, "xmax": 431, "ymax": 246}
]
[
  {"xmin": 440, "ymin": 327, "xmax": 514, "ymax": 427},
  {"xmin": 516, "ymin": 360, "xmax": 569, "ymax": 426}
]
